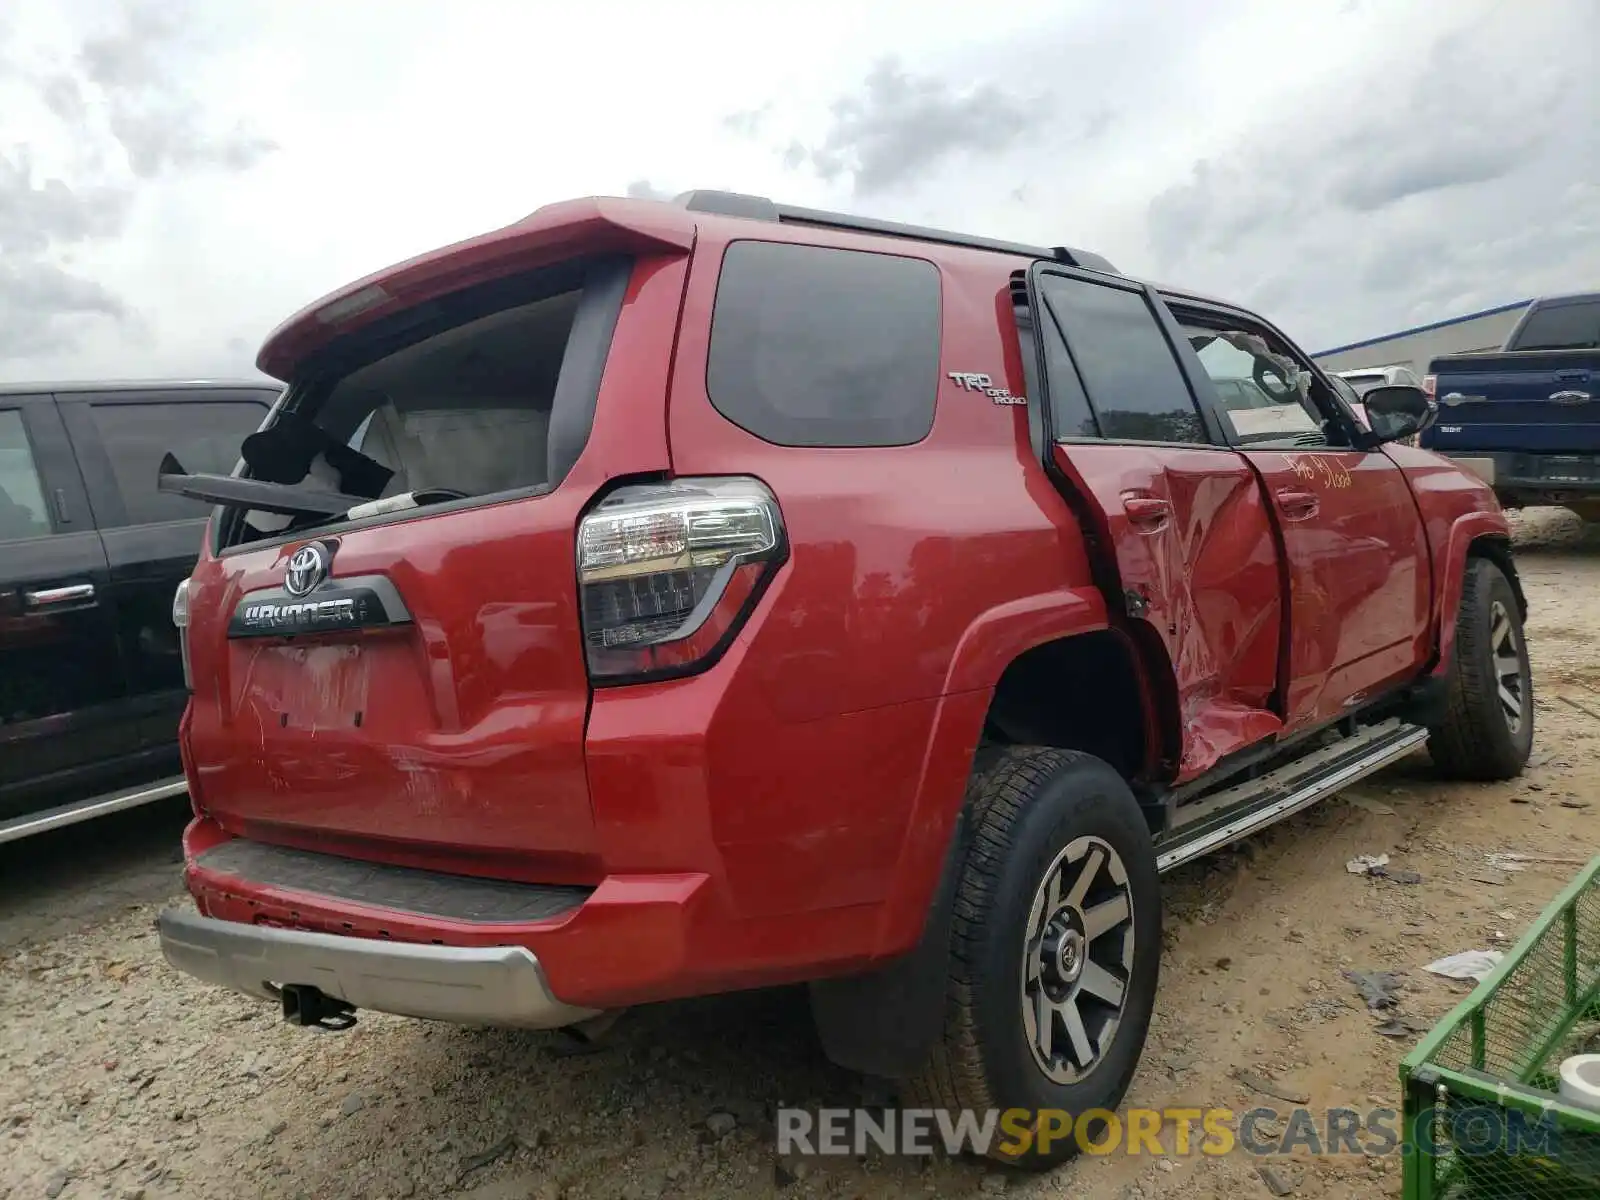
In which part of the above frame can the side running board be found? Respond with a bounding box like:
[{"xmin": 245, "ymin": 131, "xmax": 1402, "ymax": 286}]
[
  {"xmin": 0, "ymin": 777, "xmax": 188, "ymax": 846},
  {"xmin": 1153, "ymin": 719, "xmax": 1429, "ymax": 874}
]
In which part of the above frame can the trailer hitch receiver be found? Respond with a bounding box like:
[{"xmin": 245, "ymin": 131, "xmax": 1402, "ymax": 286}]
[{"xmin": 280, "ymin": 983, "xmax": 357, "ymax": 1031}]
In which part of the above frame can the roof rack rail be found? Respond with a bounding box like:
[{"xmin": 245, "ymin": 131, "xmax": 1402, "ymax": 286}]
[{"xmin": 672, "ymin": 190, "xmax": 1117, "ymax": 274}]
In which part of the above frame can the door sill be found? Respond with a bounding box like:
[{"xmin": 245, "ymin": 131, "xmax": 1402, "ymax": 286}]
[{"xmin": 1153, "ymin": 718, "xmax": 1428, "ymax": 873}]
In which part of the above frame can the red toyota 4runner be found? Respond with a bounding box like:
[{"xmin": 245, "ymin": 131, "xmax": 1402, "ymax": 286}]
[{"xmin": 157, "ymin": 191, "xmax": 1532, "ymax": 1167}]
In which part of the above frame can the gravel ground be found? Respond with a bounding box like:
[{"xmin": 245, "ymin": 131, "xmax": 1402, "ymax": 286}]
[{"xmin": 3, "ymin": 508, "xmax": 1597, "ymax": 1200}]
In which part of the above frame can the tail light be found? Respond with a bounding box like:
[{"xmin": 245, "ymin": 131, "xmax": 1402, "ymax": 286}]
[
  {"xmin": 172, "ymin": 577, "xmax": 194, "ymax": 689},
  {"xmin": 576, "ymin": 476, "xmax": 786, "ymax": 682}
]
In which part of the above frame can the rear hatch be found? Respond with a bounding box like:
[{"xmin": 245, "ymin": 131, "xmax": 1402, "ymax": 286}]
[
  {"xmin": 176, "ymin": 200, "xmax": 692, "ymax": 883},
  {"xmin": 1425, "ymin": 350, "xmax": 1600, "ymax": 455}
]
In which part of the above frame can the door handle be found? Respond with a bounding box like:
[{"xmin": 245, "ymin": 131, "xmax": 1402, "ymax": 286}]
[
  {"xmin": 24, "ymin": 583, "xmax": 96, "ymax": 609},
  {"xmin": 1275, "ymin": 488, "xmax": 1319, "ymax": 519},
  {"xmin": 1555, "ymin": 369, "xmax": 1592, "ymax": 383},
  {"xmin": 1123, "ymin": 496, "xmax": 1172, "ymax": 530}
]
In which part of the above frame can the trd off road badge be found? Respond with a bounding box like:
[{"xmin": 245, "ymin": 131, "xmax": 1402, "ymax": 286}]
[{"xmin": 949, "ymin": 371, "xmax": 1026, "ymax": 406}]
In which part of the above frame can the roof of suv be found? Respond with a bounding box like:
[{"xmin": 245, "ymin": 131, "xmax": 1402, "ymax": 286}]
[
  {"xmin": 671, "ymin": 191, "xmax": 1254, "ymax": 316},
  {"xmin": 0, "ymin": 378, "xmax": 281, "ymax": 398},
  {"xmin": 1527, "ymin": 290, "xmax": 1600, "ymax": 308},
  {"xmin": 670, "ymin": 190, "xmax": 1121, "ymax": 274},
  {"xmin": 255, "ymin": 187, "xmax": 1259, "ymax": 380}
]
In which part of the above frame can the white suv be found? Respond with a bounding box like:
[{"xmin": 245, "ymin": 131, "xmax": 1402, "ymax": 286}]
[
  {"xmin": 1334, "ymin": 365, "xmax": 1426, "ymax": 443},
  {"xmin": 1335, "ymin": 363, "xmax": 1423, "ymax": 397}
]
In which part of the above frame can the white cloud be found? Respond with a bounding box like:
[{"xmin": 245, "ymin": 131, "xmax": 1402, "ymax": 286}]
[
  {"xmin": 0, "ymin": 0, "xmax": 1594, "ymax": 381},
  {"xmin": 1142, "ymin": 0, "xmax": 1600, "ymax": 350}
]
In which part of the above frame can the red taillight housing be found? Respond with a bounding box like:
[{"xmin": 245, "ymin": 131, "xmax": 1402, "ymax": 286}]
[
  {"xmin": 576, "ymin": 477, "xmax": 786, "ymax": 683},
  {"xmin": 1422, "ymin": 373, "xmax": 1436, "ymax": 400}
]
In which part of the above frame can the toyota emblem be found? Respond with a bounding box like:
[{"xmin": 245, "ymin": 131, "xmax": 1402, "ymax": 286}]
[{"xmin": 284, "ymin": 542, "xmax": 331, "ymax": 597}]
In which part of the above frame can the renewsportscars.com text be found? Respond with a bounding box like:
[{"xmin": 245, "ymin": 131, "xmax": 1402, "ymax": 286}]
[{"xmin": 776, "ymin": 1105, "xmax": 1562, "ymax": 1160}]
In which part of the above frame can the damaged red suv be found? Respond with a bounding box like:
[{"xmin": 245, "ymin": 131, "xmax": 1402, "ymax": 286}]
[{"xmin": 160, "ymin": 190, "xmax": 1531, "ymax": 1167}]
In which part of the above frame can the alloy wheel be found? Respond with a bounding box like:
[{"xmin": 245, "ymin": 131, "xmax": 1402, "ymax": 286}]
[
  {"xmin": 1020, "ymin": 836, "xmax": 1136, "ymax": 1084},
  {"xmin": 1490, "ymin": 599, "xmax": 1526, "ymax": 735}
]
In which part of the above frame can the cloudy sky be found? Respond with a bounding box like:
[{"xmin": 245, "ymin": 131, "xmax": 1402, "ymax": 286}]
[{"xmin": 2, "ymin": 0, "xmax": 1596, "ymax": 383}]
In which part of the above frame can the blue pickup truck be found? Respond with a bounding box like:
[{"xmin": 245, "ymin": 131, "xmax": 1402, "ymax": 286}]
[{"xmin": 1424, "ymin": 291, "xmax": 1600, "ymax": 519}]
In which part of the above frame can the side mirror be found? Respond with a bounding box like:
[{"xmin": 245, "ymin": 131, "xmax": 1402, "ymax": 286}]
[{"xmin": 1361, "ymin": 384, "xmax": 1435, "ymax": 445}]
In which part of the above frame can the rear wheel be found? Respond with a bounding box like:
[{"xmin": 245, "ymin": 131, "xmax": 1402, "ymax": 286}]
[
  {"xmin": 1428, "ymin": 557, "xmax": 1534, "ymax": 780},
  {"xmin": 905, "ymin": 749, "xmax": 1161, "ymax": 1170}
]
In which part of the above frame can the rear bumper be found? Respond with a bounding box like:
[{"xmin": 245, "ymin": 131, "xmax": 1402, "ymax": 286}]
[
  {"xmin": 158, "ymin": 907, "xmax": 600, "ymax": 1029},
  {"xmin": 175, "ymin": 832, "xmax": 719, "ymax": 1013},
  {"xmin": 171, "ymin": 817, "xmax": 895, "ymax": 1018}
]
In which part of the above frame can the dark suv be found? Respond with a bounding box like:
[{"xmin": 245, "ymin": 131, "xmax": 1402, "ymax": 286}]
[
  {"xmin": 1, "ymin": 381, "xmax": 279, "ymax": 843},
  {"xmin": 155, "ymin": 192, "xmax": 1530, "ymax": 1167}
]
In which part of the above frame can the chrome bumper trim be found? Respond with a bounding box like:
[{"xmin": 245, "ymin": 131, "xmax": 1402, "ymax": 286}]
[{"xmin": 157, "ymin": 908, "xmax": 599, "ymax": 1029}]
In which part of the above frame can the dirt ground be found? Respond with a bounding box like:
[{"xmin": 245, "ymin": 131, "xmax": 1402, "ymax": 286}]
[{"xmin": 3, "ymin": 507, "xmax": 1596, "ymax": 1200}]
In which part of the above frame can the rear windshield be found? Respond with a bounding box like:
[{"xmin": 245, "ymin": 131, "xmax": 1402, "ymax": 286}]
[
  {"xmin": 1509, "ymin": 300, "xmax": 1600, "ymax": 351},
  {"xmin": 220, "ymin": 258, "xmax": 628, "ymax": 547},
  {"xmin": 327, "ymin": 290, "xmax": 578, "ymax": 495}
]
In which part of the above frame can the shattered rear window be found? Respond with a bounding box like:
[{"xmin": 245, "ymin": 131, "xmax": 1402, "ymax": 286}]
[
  {"xmin": 224, "ymin": 261, "xmax": 615, "ymax": 546},
  {"xmin": 327, "ymin": 289, "xmax": 579, "ymax": 498}
]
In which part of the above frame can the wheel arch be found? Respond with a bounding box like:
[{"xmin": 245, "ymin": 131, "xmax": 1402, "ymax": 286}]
[
  {"xmin": 901, "ymin": 591, "xmax": 1156, "ymax": 954},
  {"xmin": 1467, "ymin": 534, "xmax": 1526, "ymax": 619},
  {"xmin": 1433, "ymin": 513, "xmax": 1524, "ymax": 677},
  {"xmin": 810, "ymin": 596, "xmax": 1167, "ymax": 1079},
  {"xmin": 982, "ymin": 629, "xmax": 1155, "ymax": 782}
]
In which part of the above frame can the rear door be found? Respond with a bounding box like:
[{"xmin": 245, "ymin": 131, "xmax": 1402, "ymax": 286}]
[
  {"xmin": 1029, "ymin": 267, "xmax": 1287, "ymax": 783},
  {"xmin": 0, "ymin": 393, "xmax": 133, "ymax": 817},
  {"xmin": 1169, "ymin": 304, "xmax": 1432, "ymax": 731},
  {"xmin": 58, "ymin": 388, "xmax": 278, "ymax": 751}
]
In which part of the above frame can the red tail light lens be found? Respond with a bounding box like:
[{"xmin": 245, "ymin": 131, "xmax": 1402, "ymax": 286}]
[
  {"xmin": 1422, "ymin": 373, "xmax": 1436, "ymax": 399},
  {"xmin": 576, "ymin": 477, "xmax": 786, "ymax": 682}
]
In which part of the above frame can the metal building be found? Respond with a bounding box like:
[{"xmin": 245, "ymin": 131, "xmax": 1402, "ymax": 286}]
[{"xmin": 1312, "ymin": 298, "xmax": 1532, "ymax": 377}]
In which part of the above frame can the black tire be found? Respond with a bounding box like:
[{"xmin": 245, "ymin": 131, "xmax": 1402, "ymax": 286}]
[
  {"xmin": 904, "ymin": 748, "xmax": 1161, "ymax": 1170},
  {"xmin": 1428, "ymin": 557, "xmax": 1534, "ymax": 780}
]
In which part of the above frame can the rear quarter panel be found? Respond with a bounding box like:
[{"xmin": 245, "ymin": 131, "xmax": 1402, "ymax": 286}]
[{"xmin": 592, "ymin": 227, "xmax": 1109, "ymax": 959}]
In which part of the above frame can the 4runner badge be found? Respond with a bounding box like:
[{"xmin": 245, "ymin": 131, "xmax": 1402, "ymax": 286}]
[
  {"xmin": 949, "ymin": 372, "xmax": 1026, "ymax": 406},
  {"xmin": 284, "ymin": 542, "xmax": 332, "ymax": 597}
]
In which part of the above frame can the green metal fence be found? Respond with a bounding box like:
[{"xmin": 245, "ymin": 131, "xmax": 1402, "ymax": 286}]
[{"xmin": 1401, "ymin": 855, "xmax": 1600, "ymax": 1198}]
